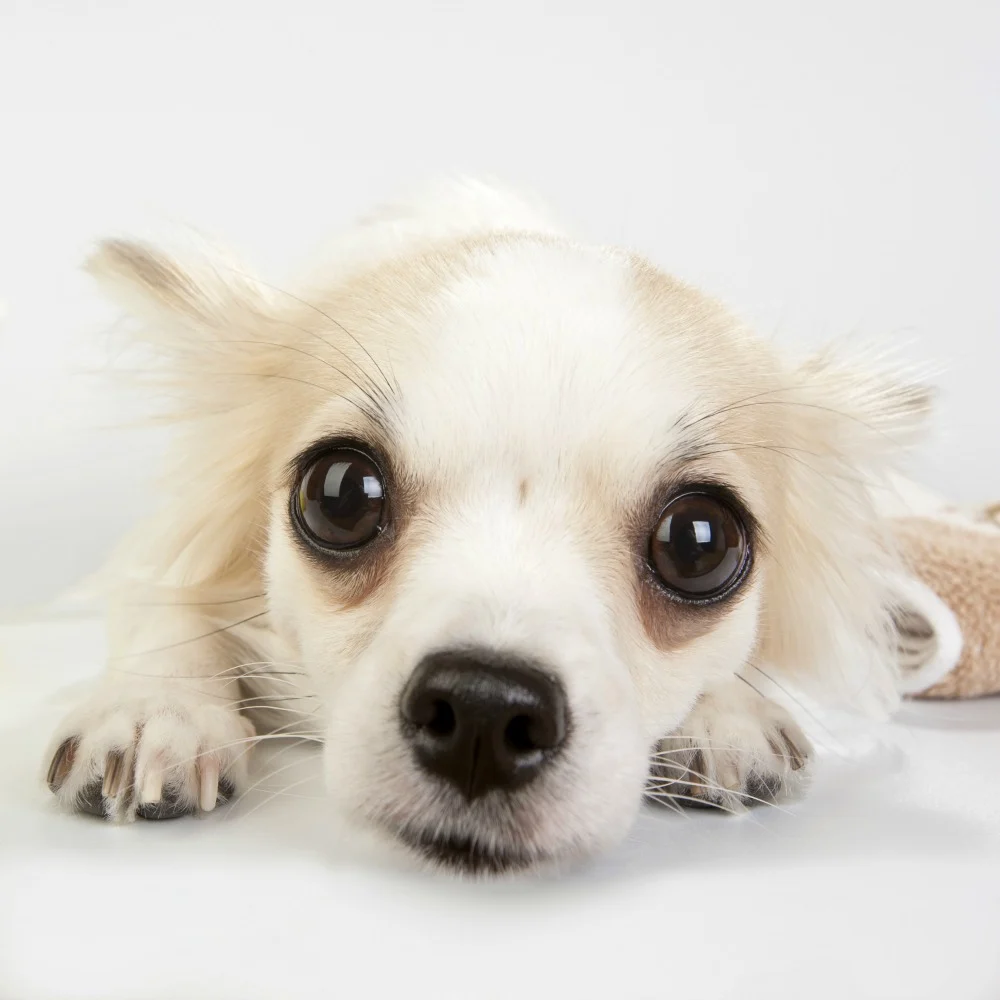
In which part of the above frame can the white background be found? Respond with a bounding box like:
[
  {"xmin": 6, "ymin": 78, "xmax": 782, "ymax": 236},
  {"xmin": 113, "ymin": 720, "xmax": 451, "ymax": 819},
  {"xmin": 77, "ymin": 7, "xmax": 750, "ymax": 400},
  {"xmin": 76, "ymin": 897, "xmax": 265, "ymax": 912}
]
[
  {"xmin": 0, "ymin": 5, "xmax": 999, "ymax": 1000},
  {"xmin": 0, "ymin": 0, "xmax": 997, "ymax": 608}
]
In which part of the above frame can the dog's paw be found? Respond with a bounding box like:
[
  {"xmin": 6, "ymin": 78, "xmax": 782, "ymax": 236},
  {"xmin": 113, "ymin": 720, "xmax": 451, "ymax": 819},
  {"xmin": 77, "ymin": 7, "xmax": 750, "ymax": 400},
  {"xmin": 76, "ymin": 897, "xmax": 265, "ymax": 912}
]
[
  {"xmin": 648, "ymin": 681, "xmax": 811, "ymax": 812},
  {"xmin": 44, "ymin": 688, "xmax": 256, "ymax": 821}
]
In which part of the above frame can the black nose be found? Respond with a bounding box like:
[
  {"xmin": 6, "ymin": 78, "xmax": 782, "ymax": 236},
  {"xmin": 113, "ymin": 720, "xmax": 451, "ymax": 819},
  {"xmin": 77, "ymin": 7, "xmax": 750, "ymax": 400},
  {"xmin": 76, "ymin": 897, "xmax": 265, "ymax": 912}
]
[{"xmin": 399, "ymin": 649, "xmax": 569, "ymax": 801}]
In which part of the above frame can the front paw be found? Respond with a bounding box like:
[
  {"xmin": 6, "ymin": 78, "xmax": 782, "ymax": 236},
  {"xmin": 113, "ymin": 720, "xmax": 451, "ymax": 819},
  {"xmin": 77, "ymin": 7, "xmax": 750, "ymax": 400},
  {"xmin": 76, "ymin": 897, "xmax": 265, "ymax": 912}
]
[
  {"xmin": 44, "ymin": 688, "xmax": 256, "ymax": 821},
  {"xmin": 649, "ymin": 682, "xmax": 811, "ymax": 812}
]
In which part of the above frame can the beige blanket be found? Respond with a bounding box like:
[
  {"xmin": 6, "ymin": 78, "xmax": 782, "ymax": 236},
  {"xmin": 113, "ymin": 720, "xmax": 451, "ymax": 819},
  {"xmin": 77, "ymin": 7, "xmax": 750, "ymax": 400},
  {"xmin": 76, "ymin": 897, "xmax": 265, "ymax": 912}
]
[{"xmin": 883, "ymin": 477, "xmax": 1000, "ymax": 699}]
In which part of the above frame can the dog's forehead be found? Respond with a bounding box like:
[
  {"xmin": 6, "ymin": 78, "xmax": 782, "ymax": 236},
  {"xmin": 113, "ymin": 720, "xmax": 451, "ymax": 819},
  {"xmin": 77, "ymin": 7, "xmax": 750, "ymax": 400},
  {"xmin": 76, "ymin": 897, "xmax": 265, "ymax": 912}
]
[{"xmin": 386, "ymin": 239, "xmax": 704, "ymax": 481}]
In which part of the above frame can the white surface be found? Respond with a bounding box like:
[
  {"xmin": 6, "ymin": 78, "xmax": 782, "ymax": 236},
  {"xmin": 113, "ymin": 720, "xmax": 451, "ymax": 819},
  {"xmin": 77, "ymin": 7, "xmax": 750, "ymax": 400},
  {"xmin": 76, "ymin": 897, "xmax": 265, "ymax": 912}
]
[
  {"xmin": 0, "ymin": 1, "xmax": 998, "ymax": 606},
  {"xmin": 1, "ymin": 618, "xmax": 999, "ymax": 1000}
]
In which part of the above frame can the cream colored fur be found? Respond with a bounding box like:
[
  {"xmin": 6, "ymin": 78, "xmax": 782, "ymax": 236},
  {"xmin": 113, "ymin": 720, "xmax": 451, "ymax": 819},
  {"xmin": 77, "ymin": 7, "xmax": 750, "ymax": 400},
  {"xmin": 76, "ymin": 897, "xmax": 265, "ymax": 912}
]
[{"xmin": 43, "ymin": 179, "xmax": 930, "ymax": 873}]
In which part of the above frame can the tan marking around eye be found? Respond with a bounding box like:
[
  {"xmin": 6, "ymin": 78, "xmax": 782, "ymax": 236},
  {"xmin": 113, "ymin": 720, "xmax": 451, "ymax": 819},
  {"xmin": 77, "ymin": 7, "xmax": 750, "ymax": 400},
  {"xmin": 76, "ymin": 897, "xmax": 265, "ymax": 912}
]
[
  {"xmin": 635, "ymin": 572, "xmax": 752, "ymax": 653},
  {"xmin": 324, "ymin": 543, "xmax": 399, "ymax": 612},
  {"xmin": 296, "ymin": 480, "xmax": 428, "ymax": 619}
]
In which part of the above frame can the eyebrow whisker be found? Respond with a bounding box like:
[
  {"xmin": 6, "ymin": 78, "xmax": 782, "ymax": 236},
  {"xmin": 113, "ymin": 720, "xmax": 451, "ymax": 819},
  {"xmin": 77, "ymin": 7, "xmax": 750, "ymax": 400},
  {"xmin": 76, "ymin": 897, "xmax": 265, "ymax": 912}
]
[{"xmin": 214, "ymin": 263, "xmax": 397, "ymax": 403}]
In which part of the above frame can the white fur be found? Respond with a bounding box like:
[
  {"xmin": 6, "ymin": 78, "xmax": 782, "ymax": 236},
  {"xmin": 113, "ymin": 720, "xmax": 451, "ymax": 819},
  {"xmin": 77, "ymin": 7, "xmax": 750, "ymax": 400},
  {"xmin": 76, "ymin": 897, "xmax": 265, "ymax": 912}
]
[{"xmin": 43, "ymin": 180, "xmax": 930, "ymax": 874}]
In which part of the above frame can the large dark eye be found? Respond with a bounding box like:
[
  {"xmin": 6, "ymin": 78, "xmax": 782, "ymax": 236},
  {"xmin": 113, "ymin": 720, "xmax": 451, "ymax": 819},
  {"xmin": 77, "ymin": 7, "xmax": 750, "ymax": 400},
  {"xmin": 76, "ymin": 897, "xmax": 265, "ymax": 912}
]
[
  {"xmin": 649, "ymin": 492, "xmax": 750, "ymax": 600},
  {"xmin": 294, "ymin": 448, "xmax": 386, "ymax": 550}
]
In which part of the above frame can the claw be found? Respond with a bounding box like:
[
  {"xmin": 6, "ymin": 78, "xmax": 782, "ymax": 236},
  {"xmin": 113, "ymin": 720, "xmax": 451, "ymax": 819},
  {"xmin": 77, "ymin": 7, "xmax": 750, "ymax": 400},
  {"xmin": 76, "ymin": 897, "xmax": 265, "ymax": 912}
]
[
  {"xmin": 47, "ymin": 737, "xmax": 79, "ymax": 792},
  {"xmin": 102, "ymin": 750, "xmax": 126, "ymax": 798},
  {"xmin": 140, "ymin": 764, "xmax": 163, "ymax": 805},
  {"xmin": 766, "ymin": 735, "xmax": 788, "ymax": 766},
  {"xmin": 198, "ymin": 759, "xmax": 219, "ymax": 812},
  {"xmin": 686, "ymin": 750, "xmax": 706, "ymax": 797},
  {"xmin": 716, "ymin": 756, "xmax": 740, "ymax": 792},
  {"xmin": 780, "ymin": 728, "xmax": 807, "ymax": 770}
]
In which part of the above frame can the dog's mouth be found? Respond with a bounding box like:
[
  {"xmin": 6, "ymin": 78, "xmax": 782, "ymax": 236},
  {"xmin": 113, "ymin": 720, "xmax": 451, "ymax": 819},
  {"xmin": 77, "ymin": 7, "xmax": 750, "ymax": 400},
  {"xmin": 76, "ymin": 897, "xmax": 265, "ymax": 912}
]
[{"xmin": 395, "ymin": 824, "xmax": 544, "ymax": 876}]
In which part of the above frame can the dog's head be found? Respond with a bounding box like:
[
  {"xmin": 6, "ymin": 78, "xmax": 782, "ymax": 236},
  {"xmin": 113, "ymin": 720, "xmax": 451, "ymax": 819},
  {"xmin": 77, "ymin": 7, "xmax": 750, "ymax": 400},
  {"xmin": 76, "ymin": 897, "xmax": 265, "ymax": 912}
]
[{"xmin": 90, "ymin": 225, "xmax": 928, "ymax": 874}]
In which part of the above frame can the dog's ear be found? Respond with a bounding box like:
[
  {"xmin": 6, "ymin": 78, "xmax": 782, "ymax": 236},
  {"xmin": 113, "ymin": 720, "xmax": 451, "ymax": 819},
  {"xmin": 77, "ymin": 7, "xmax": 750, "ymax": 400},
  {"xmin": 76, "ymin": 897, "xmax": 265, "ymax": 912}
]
[
  {"xmin": 86, "ymin": 237, "xmax": 269, "ymax": 330},
  {"xmin": 792, "ymin": 347, "xmax": 933, "ymax": 453},
  {"xmin": 756, "ymin": 351, "xmax": 933, "ymax": 715},
  {"xmin": 83, "ymin": 235, "xmax": 309, "ymax": 404},
  {"xmin": 85, "ymin": 238, "xmax": 296, "ymax": 594}
]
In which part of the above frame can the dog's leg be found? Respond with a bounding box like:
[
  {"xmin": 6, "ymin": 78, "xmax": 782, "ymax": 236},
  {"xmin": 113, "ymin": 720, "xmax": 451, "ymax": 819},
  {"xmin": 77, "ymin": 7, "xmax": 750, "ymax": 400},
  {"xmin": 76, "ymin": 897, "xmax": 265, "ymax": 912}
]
[
  {"xmin": 648, "ymin": 675, "xmax": 812, "ymax": 811},
  {"xmin": 44, "ymin": 604, "xmax": 274, "ymax": 821}
]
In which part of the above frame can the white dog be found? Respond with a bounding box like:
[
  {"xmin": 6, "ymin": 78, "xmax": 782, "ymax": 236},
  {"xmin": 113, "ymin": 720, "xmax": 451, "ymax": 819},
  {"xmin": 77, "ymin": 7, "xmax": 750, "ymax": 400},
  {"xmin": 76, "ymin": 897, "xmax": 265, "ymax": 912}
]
[{"xmin": 44, "ymin": 180, "xmax": 928, "ymax": 874}]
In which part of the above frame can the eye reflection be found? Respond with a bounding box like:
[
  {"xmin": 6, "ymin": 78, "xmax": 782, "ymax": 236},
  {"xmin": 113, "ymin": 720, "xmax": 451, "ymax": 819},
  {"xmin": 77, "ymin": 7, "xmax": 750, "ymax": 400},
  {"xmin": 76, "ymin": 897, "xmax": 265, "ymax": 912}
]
[{"xmin": 650, "ymin": 493, "xmax": 749, "ymax": 599}]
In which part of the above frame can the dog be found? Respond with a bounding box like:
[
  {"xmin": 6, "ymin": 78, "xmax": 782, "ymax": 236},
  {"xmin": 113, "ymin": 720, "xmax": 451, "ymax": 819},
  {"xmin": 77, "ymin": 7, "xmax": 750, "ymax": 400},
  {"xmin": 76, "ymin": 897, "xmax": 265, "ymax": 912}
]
[{"xmin": 43, "ymin": 179, "xmax": 929, "ymax": 875}]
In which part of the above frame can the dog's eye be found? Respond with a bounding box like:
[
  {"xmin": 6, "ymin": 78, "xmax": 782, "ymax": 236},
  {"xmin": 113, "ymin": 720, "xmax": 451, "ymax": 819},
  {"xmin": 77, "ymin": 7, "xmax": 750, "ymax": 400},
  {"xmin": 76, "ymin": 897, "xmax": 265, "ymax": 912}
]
[
  {"xmin": 294, "ymin": 448, "xmax": 386, "ymax": 550},
  {"xmin": 649, "ymin": 493, "xmax": 749, "ymax": 600}
]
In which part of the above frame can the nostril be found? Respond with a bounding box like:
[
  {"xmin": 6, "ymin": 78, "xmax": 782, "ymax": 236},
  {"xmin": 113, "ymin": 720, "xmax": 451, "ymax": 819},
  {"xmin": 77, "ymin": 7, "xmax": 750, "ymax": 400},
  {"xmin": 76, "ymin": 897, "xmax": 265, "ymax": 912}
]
[
  {"xmin": 503, "ymin": 714, "xmax": 538, "ymax": 753},
  {"xmin": 426, "ymin": 699, "xmax": 456, "ymax": 738}
]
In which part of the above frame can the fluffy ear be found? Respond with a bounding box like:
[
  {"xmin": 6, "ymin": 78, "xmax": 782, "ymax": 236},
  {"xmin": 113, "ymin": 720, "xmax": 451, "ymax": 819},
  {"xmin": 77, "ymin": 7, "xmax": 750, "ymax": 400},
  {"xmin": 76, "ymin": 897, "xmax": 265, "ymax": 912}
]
[
  {"xmin": 85, "ymin": 238, "xmax": 306, "ymax": 595},
  {"xmin": 756, "ymin": 350, "xmax": 933, "ymax": 715},
  {"xmin": 85, "ymin": 236, "xmax": 275, "ymax": 337}
]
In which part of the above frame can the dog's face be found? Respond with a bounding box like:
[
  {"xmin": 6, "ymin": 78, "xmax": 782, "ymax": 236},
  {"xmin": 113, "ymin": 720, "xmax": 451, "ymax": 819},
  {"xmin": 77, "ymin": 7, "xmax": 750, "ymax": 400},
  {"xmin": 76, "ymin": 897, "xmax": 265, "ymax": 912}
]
[
  {"xmin": 93, "ymin": 230, "xmax": 926, "ymax": 874},
  {"xmin": 265, "ymin": 237, "xmax": 770, "ymax": 872}
]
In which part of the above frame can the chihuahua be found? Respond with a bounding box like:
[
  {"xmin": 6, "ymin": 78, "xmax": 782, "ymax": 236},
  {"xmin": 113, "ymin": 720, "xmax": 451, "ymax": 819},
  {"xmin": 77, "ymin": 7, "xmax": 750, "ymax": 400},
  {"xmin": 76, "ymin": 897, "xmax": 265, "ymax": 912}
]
[{"xmin": 44, "ymin": 179, "xmax": 928, "ymax": 874}]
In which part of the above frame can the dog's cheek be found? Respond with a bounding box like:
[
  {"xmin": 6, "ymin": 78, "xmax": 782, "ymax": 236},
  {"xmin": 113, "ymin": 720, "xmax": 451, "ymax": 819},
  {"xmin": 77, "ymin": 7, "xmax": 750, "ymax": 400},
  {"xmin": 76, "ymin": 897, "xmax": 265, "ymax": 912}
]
[
  {"xmin": 262, "ymin": 531, "xmax": 316, "ymax": 660},
  {"xmin": 321, "ymin": 635, "xmax": 419, "ymax": 818},
  {"xmin": 624, "ymin": 584, "xmax": 764, "ymax": 744},
  {"xmin": 262, "ymin": 520, "xmax": 379, "ymax": 689}
]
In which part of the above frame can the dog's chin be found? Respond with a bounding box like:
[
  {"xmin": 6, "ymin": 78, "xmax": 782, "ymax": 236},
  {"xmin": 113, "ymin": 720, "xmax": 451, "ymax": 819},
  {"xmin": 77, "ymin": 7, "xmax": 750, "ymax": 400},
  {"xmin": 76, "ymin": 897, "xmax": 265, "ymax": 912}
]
[{"xmin": 393, "ymin": 824, "xmax": 551, "ymax": 877}]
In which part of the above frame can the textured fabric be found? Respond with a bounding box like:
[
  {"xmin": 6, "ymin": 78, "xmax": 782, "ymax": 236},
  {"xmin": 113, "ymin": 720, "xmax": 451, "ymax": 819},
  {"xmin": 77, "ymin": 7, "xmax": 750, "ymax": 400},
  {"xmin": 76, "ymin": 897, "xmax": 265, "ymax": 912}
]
[{"xmin": 893, "ymin": 505, "xmax": 1000, "ymax": 699}]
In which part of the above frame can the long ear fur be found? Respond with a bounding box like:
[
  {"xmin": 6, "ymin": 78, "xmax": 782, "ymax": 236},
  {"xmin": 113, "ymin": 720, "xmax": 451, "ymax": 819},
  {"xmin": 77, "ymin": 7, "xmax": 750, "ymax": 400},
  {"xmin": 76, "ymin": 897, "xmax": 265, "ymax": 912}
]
[
  {"xmin": 86, "ymin": 238, "xmax": 333, "ymax": 595},
  {"xmin": 757, "ymin": 347, "xmax": 933, "ymax": 715}
]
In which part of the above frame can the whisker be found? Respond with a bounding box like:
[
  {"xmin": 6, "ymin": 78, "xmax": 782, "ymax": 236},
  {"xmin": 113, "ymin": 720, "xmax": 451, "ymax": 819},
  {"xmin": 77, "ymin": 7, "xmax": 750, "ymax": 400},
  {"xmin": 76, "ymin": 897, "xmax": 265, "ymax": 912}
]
[
  {"xmin": 216, "ymin": 264, "xmax": 397, "ymax": 403},
  {"xmin": 646, "ymin": 768, "xmax": 793, "ymax": 814},
  {"xmin": 657, "ymin": 733, "xmax": 768, "ymax": 750},
  {"xmin": 224, "ymin": 728, "xmax": 324, "ymax": 776},
  {"xmin": 106, "ymin": 664, "xmax": 308, "ymax": 684},
  {"xmin": 688, "ymin": 443, "xmax": 868, "ymax": 493},
  {"xmin": 216, "ymin": 371, "xmax": 375, "ymax": 418},
  {"xmin": 644, "ymin": 789, "xmax": 742, "ymax": 817},
  {"xmin": 226, "ymin": 339, "xmax": 384, "ymax": 412},
  {"xmin": 650, "ymin": 749, "xmax": 803, "ymax": 769},
  {"xmin": 677, "ymin": 385, "xmax": 808, "ymax": 431},
  {"xmin": 642, "ymin": 791, "xmax": 688, "ymax": 816},
  {"xmin": 266, "ymin": 316, "xmax": 393, "ymax": 408},
  {"xmin": 230, "ymin": 773, "xmax": 325, "ymax": 823},
  {"xmin": 224, "ymin": 732, "xmax": 321, "ymax": 785},
  {"xmin": 164, "ymin": 731, "xmax": 324, "ymax": 773},
  {"xmin": 232, "ymin": 694, "xmax": 318, "ymax": 705},
  {"xmin": 734, "ymin": 672, "xmax": 768, "ymax": 701},
  {"xmin": 648, "ymin": 754, "xmax": 795, "ymax": 814},
  {"xmin": 651, "ymin": 738, "xmax": 798, "ymax": 760},
  {"xmin": 232, "ymin": 703, "xmax": 321, "ymax": 719},
  {"xmin": 109, "ymin": 610, "xmax": 271, "ymax": 659},
  {"xmin": 124, "ymin": 594, "xmax": 267, "ymax": 607},
  {"xmin": 233, "ymin": 670, "xmax": 310, "ymax": 679},
  {"xmin": 747, "ymin": 664, "xmax": 843, "ymax": 753},
  {"xmin": 231, "ymin": 756, "xmax": 321, "ymax": 816},
  {"xmin": 240, "ymin": 789, "xmax": 327, "ymax": 802},
  {"xmin": 114, "ymin": 365, "xmax": 352, "ymax": 408},
  {"xmin": 681, "ymin": 391, "xmax": 897, "ymax": 444}
]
